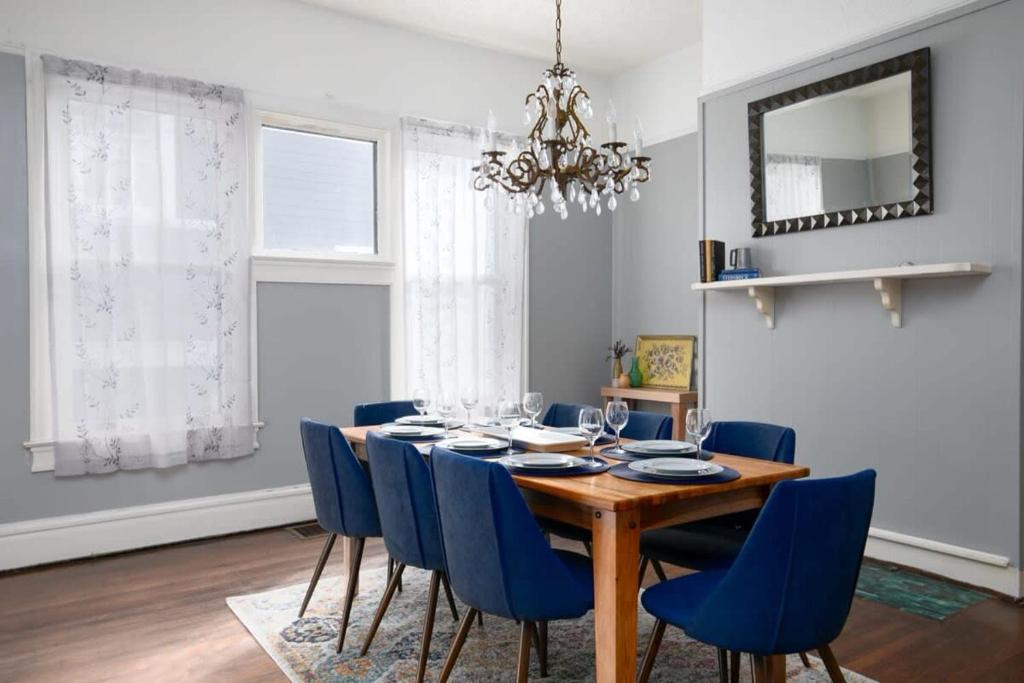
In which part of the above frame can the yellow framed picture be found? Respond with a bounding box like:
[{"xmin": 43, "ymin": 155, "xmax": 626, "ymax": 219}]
[{"xmin": 634, "ymin": 335, "xmax": 696, "ymax": 390}]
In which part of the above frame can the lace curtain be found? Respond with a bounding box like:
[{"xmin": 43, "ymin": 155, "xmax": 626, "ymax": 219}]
[
  {"xmin": 402, "ymin": 118, "xmax": 527, "ymax": 408},
  {"xmin": 764, "ymin": 153, "xmax": 823, "ymax": 221},
  {"xmin": 43, "ymin": 56, "xmax": 253, "ymax": 475}
]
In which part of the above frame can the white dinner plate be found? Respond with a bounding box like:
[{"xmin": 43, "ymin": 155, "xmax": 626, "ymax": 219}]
[
  {"xmin": 446, "ymin": 437, "xmax": 505, "ymax": 451},
  {"xmin": 623, "ymin": 440, "xmax": 697, "ymax": 455},
  {"xmin": 396, "ymin": 414, "xmax": 445, "ymax": 426},
  {"xmin": 380, "ymin": 424, "xmax": 445, "ymax": 438},
  {"xmin": 502, "ymin": 453, "xmax": 584, "ymax": 469},
  {"xmin": 628, "ymin": 458, "xmax": 723, "ymax": 477}
]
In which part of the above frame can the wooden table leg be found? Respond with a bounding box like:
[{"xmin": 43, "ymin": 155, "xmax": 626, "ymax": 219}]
[
  {"xmin": 753, "ymin": 654, "xmax": 786, "ymax": 683},
  {"xmin": 670, "ymin": 403, "xmax": 684, "ymax": 441},
  {"xmin": 591, "ymin": 509, "xmax": 640, "ymax": 683},
  {"xmin": 343, "ymin": 536, "xmax": 360, "ymax": 596}
]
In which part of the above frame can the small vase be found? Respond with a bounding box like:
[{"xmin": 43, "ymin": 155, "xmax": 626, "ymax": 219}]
[
  {"xmin": 629, "ymin": 357, "xmax": 643, "ymax": 387},
  {"xmin": 617, "ymin": 372, "xmax": 631, "ymax": 387},
  {"xmin": 612, "ymin": 357, "xmax": 624, "ymax": 382}
]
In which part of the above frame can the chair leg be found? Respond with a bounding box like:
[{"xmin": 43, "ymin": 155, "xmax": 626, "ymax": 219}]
[
  {"xmin": 638, "ymin": 555, "xmax": 650, "ymax": 584},
  {"xmin": 531, "ymin": 620, "xmax": 548, "ymax": 677},
  {"xmin": 359, "ymin": 562, "xmax": 406, "ymax": 656},
  {"xmin": 817, "ymin": 644, "xmax": 846, "ymax": 683},
  {"xmin": 439, "ymin": 571, "xmax": 460, "ymax": 621},
  {"xmin": 717, "ymin": 648, "xmax": 729, "ymax": 683},
  {"xmin": 651, "ymin": 558, "xmax": 668, "ymax": 582},
  {"xmin": 729, "ymin": 651, "xmax": 741, "ymax": 683},
  {"xmin": 298, "ymin": 533, "xmax": 336, "ymax": 617},
  {"xmin": 637, "ymin": 619, "xmax": 666, "ymax": 683},
  {"xmin": 582, "ymin": 540, "xmax": 593, "ymax": 557},
  {"xmin": 415, "ymin": 571, "xmax": 441, "ymax": 683},
  {"xmin": 438, "ymin": 608, "xmax": 478, "ymax": 683},
  {"xmin": 799, "ymin": 651, "xmax": 812, "ymax": 668},
  {"xmin": 336, "ymin": 537, "xmax": 365, "ymax": 653},
  {"xmin": 516, "ymin": 620, "xmax": 534, "ymax": 683}
]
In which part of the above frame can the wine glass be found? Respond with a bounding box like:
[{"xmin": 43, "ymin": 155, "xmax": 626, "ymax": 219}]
[
  {"xmin": 497, "ymin": 400, "xmax": 522, "ymax": 454},
  {"xmin": 459, "ymin": 387, "xmax": 478, "ymax": 426},
  {"xmin": 412, "ymin": 388, "xmax": 431, "ymax": 418},
  {"xmin": 522, "ymin": 392, "xmax": 544, "ymax": 428},
  {"xmin": 604, "ymin": 400, "xmax": 629, "ymax": 456},
  {"xmin": 685, "ymin": 408, "xmax": 713, "ymax": 460},
  {"xmin": 438, "ymin": 392, "xmax": 457, "ymax": 438},
  {"xmin": 578, "ymin": 406, "xmax": 605, "ymax": 459}
]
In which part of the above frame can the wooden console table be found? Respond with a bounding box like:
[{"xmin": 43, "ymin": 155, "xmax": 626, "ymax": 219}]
[{"xmin": 600, "ymin": 386, "xmax": 698, "ymax": 441}]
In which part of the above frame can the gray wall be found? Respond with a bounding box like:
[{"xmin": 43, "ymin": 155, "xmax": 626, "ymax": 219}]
[
  {"xmin": 700, "ymin": 0, "xmax": 1023, "ymax": 564},
  {"xmin": 612, "ymin": 134, "xmax": 701, "ymax": 413},
  {"xmin": 528, "ymin": 204, "xmax": 613, "ymax": 407},
  {"xmin": 822, "ymin": 158, "xmax": 872, "ymax": 212},
  {"xmin": 0, "ymin": 51, "xmax": 391, "ymax": 525}
]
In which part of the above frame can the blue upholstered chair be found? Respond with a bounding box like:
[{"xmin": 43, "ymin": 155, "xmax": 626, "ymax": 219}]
[
  {"xmin": 637, "ymin": 470, "xmax": 876, "ymax": 683},
  {"xmin": 361, "ymin": 433, "xmax": 460, "ymax": 682},
  {"xmin": 619, "ymin": 409, "xmax": 673, "ymax": 441},
  {"xmin": 354, "ymin": 400, "xmax": 418, "ymax": 426},
  {"xmin": 298, "ymin": 418, "xmax": 382, "ymax": 653},
  {"xmin": 640, "ymin": 421, "xmax": 797, "ymax": 581},
  {"xmin": 541, "ymin": 402, "xmax": 591, "ymax": 427},
  {"xmin": 430, "ymin": 447, "xmax": 595, "ymax": 682}
]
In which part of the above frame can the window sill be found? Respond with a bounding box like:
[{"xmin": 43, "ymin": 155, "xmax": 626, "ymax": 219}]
[{"xmin": 252, "ymin": 253, "xmax": 395, "ymax": 285}]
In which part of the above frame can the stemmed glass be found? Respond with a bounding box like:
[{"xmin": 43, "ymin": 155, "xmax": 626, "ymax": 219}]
[
  {"xmin": 412, "ymin": 388, "xmax": 431, "ymax": 418},
  {"xmin": 438, "ymin": 392, "xmax": 457, "ymax": 438},
  {"xmin": 459, "ymin": 387, "xmax": 478, "ymax": 426},
  {"xmin": 522, "ymin": 392, "xmax": 544, "ymax": 429},
  {"xmin": 604, "ymin": 400, "xmax": 629, "ymax": 456},
  {"xmin": 685, "ymin": 408, "xmax": 713, "ymax": 460},
  {"xmin": 497, "ymin": 400, "xmax": 522, "ymax": 454},
  {"xmin": 578, "ymin": 406, "xmax": 605, "ymax": 459}
]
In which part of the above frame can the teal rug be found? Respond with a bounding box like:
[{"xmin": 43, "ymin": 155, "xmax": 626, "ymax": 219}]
[{"xmin": 855, "ymin": 562, "xmax": 988, "ymax": 620}]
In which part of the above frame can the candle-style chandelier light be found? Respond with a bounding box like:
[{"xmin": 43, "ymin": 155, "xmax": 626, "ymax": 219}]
[{"xmin": 473, "ymin": 0, "xmax": 651, "ymax": 220}]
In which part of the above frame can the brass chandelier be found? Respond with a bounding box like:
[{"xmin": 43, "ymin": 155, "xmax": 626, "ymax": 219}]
[{"xmin": 473, "ymin": 0, "xmax": 651, "ymax": 220}]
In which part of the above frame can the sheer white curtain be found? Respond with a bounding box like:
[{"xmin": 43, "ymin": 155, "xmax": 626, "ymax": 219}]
[
  {"xmin": 764, "ymin": 153, "xmax": 823, "ymax": 221},
  {"xmin": 43, "ymin": 55, "xmax": 253, "ymax": 475},
  {"xmin": 402, "ymin": 118, "xmax": 527, "ymax": 408}
]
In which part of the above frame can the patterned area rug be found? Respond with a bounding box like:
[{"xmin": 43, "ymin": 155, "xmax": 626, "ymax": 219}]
[
  {"xmin": 855, "ymin": 561, "xmax": 988, "ymax": 620},
  {"xmin": 227, "ymin": 567, "xmax": 876, "ymax": 682}
]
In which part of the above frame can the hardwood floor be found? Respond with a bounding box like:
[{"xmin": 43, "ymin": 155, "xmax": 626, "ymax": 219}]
[{"xmin": 0, "ymin": 527, "xmax": 1021, "ymax": 682}]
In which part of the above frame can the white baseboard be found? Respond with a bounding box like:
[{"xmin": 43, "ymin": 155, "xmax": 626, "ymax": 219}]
[
  {"xmin": 0, "ymin": 484, "xmax": 315, "ymax": 572},
  {"xmin": 865, "ymin": 526, "xmax": 1022, "ymax": 598}
]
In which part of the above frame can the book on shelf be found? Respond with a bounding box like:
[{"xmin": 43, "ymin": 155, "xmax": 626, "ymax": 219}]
[
  {"xmin": 717, "ymin": 268, "xmax": 762, "ymax": 281},
  {"xmin": 698, "ymin": 240, "xmax": 725, "ymax": 283}
]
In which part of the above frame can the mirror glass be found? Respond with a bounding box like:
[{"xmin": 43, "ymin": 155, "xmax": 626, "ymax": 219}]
[{"xmin": 762, "ymin": 71, "xmax": 913, "ymax": 222}]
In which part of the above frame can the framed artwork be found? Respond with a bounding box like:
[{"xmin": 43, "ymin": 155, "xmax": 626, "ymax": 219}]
[{"xmin": 634, "ymin": 335, "xmax": 696, "ymax": 390}]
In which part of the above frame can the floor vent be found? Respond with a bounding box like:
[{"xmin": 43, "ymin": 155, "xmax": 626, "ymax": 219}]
[{"xmin": 286, "ymin": 522, "xmax": 328, "ymax": 540}]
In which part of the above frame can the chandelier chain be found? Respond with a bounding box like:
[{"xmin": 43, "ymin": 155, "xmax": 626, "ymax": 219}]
[{"xmin": 555, "ymin": 0, "xmax": 562, "ymax": 65}]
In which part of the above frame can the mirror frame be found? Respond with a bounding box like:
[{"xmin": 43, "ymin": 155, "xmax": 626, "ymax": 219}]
[{"xmin": 748, "ymin": 47, "xmax": 932, "ymax": 237}]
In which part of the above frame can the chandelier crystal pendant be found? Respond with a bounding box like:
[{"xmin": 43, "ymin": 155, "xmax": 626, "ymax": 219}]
[{"xmin": 473, "ymin": 0, "xmax": 651, "ymax": 220}]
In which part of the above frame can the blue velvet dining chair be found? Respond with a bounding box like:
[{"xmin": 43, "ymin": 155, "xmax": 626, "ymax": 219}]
[
  {"xmin": 360, "ymin": 432, "xmax": 461, "ymax": 682},
  {"xmin": 298, "ymin": 418, "xmax": 382, "ymax": 653},
  {"xmin": 430, "ymin": 447, "xmax": 595, "ymax": 682},
  {"xmin": 637, "ymin": 470, "xmax": 876, "ymax": 683},
  {"xmin": 541, "ymin": 402, "xmax": 591, "ymax": 427},
  {"xmin": 640, "ymin": 421, "xmax": 797, "ymax": 582},
  {"xmin": 619, "ymin": 409, "xmax": 673, "ymax": 441},
  {"xmin": 354, "ymin": 400, "xmax": 418, "ymax": 426}
]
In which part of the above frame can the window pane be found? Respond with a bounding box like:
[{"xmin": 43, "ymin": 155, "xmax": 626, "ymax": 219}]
[{"xmin": 262, "ymin": 126, "xmax": 376, "ymax": 254}]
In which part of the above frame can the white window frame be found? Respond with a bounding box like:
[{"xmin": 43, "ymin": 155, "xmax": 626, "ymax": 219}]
[{"xmin": 251, "ymin": 111, "xmax": 395, "ymax": 284}]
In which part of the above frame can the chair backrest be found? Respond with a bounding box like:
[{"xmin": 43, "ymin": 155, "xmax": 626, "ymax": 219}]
[
  {"xmin": 366, "ymin": 432, "xmax": 445, "ymax": 571},
  {"xmin": 619, "ymin": 410, "xmax": 673, "ymax": 440},
  {"xmin": 430, "ymin": 447, "xmax": 592, "ymax": 622},
  {"xmin": 688, "ymin": 470, "xmax": 876, "ymax": 655},
  {"xmin": 299, "ymin": 418, "xmax": 381, "ymax": 539},
  {"xmin": 704, "ymin": 421, "xmax": 796, "ymax": 463},
  {"xmin": 541, "ymin": 402, "xmax": 592, "ymax": 428},
  {"xmin": 354, "ymin": 400, "xmax": 418, "ymax": 427}
]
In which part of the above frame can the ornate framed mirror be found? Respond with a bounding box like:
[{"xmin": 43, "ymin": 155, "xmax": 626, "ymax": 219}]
[{"xmin": 748, "ymin": 48, "xmax": 932, "ymax": 237}]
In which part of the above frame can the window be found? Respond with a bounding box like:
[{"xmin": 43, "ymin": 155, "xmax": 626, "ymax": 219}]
[{"xmin": 257, "ymin": 114, "xmax": 388, "ymax": 259}]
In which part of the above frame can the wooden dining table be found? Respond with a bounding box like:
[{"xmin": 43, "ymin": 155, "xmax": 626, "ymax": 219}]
[{"xmin": 341, "ymin": 425, "xmax": 809, "ymax": 683}]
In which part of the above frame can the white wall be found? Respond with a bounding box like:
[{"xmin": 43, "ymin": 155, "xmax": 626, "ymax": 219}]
[
  {"xmin": 611, "ymin": 44, "xmax": 701, "ymax": 146},
  {"xmin": 702, "ymin": 0, "xmax": 981, "ymax": 93}
]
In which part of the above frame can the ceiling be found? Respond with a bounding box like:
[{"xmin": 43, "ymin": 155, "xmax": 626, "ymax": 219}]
[{"xmin": 297, "ymin": 0, "xmax": 702, "ymax": 74}]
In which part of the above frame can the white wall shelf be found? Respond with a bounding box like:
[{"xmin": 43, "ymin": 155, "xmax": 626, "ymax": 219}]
[{"xmin": 691, "ymin": 262, "xmax": 992, "ymax": 329}]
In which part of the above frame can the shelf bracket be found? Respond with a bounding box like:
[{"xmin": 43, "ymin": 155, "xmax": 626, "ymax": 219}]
[
  {"xmin": 747, "ymin": 286, "xmax": 775, "ymax": 329},
  {"xmin": 873, "ymin": 277, "xmax": 902, "ymax": 328}
]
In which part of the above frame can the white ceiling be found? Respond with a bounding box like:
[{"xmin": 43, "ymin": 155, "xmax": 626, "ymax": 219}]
[{"xmin": 297, "ymin": 0, "xmax": 702, "ymax": 74}]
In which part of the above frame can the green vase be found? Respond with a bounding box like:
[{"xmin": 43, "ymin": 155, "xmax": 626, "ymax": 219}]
[{"xmin": 629, "ymin": 357, "xmax": 643, "ymax": 387}]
